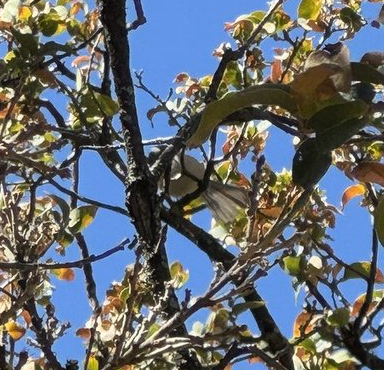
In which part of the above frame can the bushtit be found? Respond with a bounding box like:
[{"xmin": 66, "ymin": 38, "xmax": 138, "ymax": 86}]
[{"xmin": 149, "ymin": 147, "xmax": 249, "ymax": 224}]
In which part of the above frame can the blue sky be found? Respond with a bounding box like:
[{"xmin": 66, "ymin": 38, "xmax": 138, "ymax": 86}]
[{"xmin": 40, "ymin": 0, "xmax": 384, "ymax": 367}]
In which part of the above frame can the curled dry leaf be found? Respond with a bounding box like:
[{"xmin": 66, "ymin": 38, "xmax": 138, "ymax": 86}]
[
  {"xmin": 293, "ymin": 311, "xmax": 322, "ymax": 338},
  {"xmin": 351, "ymin": 162, "xmax": 384, "ymax": 187},
  {"xmin": 341, "ymin": 183, "xmax": 366, "ymax": 210},
  {"xmin": 76, "ymin": 327, "xmax": 91, "ymax": 340}
]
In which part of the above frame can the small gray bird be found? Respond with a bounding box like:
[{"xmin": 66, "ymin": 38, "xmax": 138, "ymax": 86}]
[{"xmin": 149, "ymin": 147, "xmax": 249, "ymax": 224}]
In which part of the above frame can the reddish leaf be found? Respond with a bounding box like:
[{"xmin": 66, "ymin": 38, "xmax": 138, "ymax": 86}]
[
  {"xmin": 173, "ymin": 73, "xmax": 189, "ymax": 83},
  {"xmin": 76, "ymin": 327, "xmax": 91, "ymax": 339},
  {"xmin": 270, "ymin": 58, "xmax": 282, "ymax": 83},
  {"xmin": 351, "ymin": 162, "xmax": 384, "ymax": 187}
]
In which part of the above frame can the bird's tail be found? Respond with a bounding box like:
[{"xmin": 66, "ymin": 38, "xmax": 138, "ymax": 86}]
[{"xmin": 201, "ymin": 181, "xmax": 249, "ymax": 224}]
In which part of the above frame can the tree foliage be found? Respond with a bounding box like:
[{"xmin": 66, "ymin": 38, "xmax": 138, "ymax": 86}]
[{"xmin": 0, "ymin": 0, "xmax": 384, "ymax": 369}]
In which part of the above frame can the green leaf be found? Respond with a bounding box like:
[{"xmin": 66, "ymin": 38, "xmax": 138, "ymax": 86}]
[
  {"xmin": 169, "ymin": 261, "xmax": 189, "ymax": 289},
  {"xmin": 343, "ymin": 261, "xmax": 372, "ymax": 280},
  {"xmin": 327, "ymin": 308, "xmax": 350, "ymax": 327},
  {"xmin": 96, "ymin": 93, "xmax": 120, "ymax": 116},
  {"xmin": 222, "ymin": 61, "xmax": 242, "ymax": 89},
  {"xmin": 68, "ymin": 205, "xmax": 98, "ymax": 234},
  {"xmin": 351, "ymin": 62, "xmax": 384, "ymax": 85},
  {"xmin": 11, "ymin": 29, "xmax": 38, "ymax": 56},
  {"xmin": 146, "ymin": 323, "xmax": 160, "ymax": 338},
  {"xmin": 298, "ymin": 0, "xmax": 323, "ymax": 20},
  {"xmin": 297, "ymin": 338, "xmax": 316, "ymax": 353},
  {"xmin": 375, "ymin": 196, "xmax": 384, "ymax": 247},
  {"xmin": 39, "ymin": 13, "xmax": 62, "ymax": 37},
  {"xmin": 56, "ymin": 230, "xmax": 74, "ymax": 251},
  {"xmin": 39, "ymin": 41, "xmax": 74, "ymax": 56},
  {"xmin": 282, "ymin": 256, "xmax": 304, "ymax": 276},
  {"xmin": 316, "ymin": 117, "xmax": 366, "ymax": 153},
  {"xmin": 187, "ymin": 84, "xmax": 297, "ymax": 147},
  {"xmin": 292, "ymin": 138, "xmax": 332, "ymax": 188},
  {"xmin": 232, "ymin": 301, "xmax": 265, "ymax": 317},
  {"xmin": 47, "ymin": 194, "xmax": 70, "ymax": 222},
  {"xmin": 206, "ymin": 309, "xmax": 230, "ymax": 332},
  {"xmin": 307, "ymin": 100, "xmax": 368, "ymax": 134}
]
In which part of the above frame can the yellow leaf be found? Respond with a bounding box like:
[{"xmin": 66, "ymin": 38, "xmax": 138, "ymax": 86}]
[
  {"xmin": 18, "ymin": 6, "xmax": 32, "ymax": 21},
  {"xmin": 298, "ymin": 0, "xmax": 323, "ymax": 20},
  {"xmin": 5, "ymin": 320, "xmax": 26, "ymax": 341},
  {"xmin": 52, "ymin": 268, "xmax": 75, "ymax": 281},
  {"xmin": 341, "ymin": 184, "xmax": 365, "ymax": 210},
  {"xmin": 87, "ymin": 356, "xmax": 99, "ymax": 370}
]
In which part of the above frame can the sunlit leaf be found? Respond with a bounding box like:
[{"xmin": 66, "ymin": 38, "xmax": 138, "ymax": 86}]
[
  {"xmin": 5, "ymin": 320, "xmax": 25, "ymax": 341},
  {"xmin": 351, "ymin": 290, "xmax": 384, "ymax": 316},
  {"xmin": 68, "ymin": 205, "xmax": 98, "ymax": 234},
  {"xmin": 146, "ymin": 323, "xmax": 160, "ymax": 338},
  {"xmin": 87, "ymin": 356, "xmax": 99, "ymax": 370},
  {"xmin": 96, "ymin": 93, "xmax": 120, "ymax": 117},
  {"xmin": 18, "ymin": 6, "xmax": 31, "ymax": 21},
  {"xmin": 341, "ymin": 184, "xmax": 365, "ymax": 210},
  {"xmin": 169, "ymin": 261, "xmax": 189, "ymax": 289},
  {"xmin": 327, "ymin": 308, "xmax": 350, "ymax": 327},
  {"xmin": 52, "ymin": 268, "xmax": 75, "ymax": 281},
  {"xmin": 342, "ymin": 261, "xmax": 384, "ymax": 282},
  {"xmin": 293, "ymin": 311, "xmax": 320, "ymax": 338},
  {"xmin": 298, "ymin": 0, "xmax": 323, "ymax": 21},
  {"xmin": 206, "ymin": 308, "xmax": 230, "ymax": 333},
  {"xmin": 282, "ymin": 256, "xmax": 304, "ymax": 276}
]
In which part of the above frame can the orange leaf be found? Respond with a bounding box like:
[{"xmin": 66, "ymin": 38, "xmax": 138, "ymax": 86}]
[
  {"xmin": 351, "ymin": 162, "xmax": 384, "ymax": 187},
  {"xmin": 270, "ymin": 58, "xmax": 282, "ymax": 83},
  {"xmin": 21, "ymin": 310, "xmax": 32, "ymax": 327},
  {"xmin": 53, "ymin": 268, "xmax": 75, "ymax": 281},
  {"xmin": 70, "ymin": 2, "xmax": 83, "ymax": 16},
  {"xmin": 341, "ymin": 184, "xmax": 366, "ymax": 210},
  {"xmin": 5, "ymin": 321, "xmax": 26, "ymax": 341},
  {"xmin": 293, "ymin": 311, "xmax": 321, "ymax": 338},
  {"xmin": 18, "ymin": 6, "xmax": 32, "ymax": 21}
]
